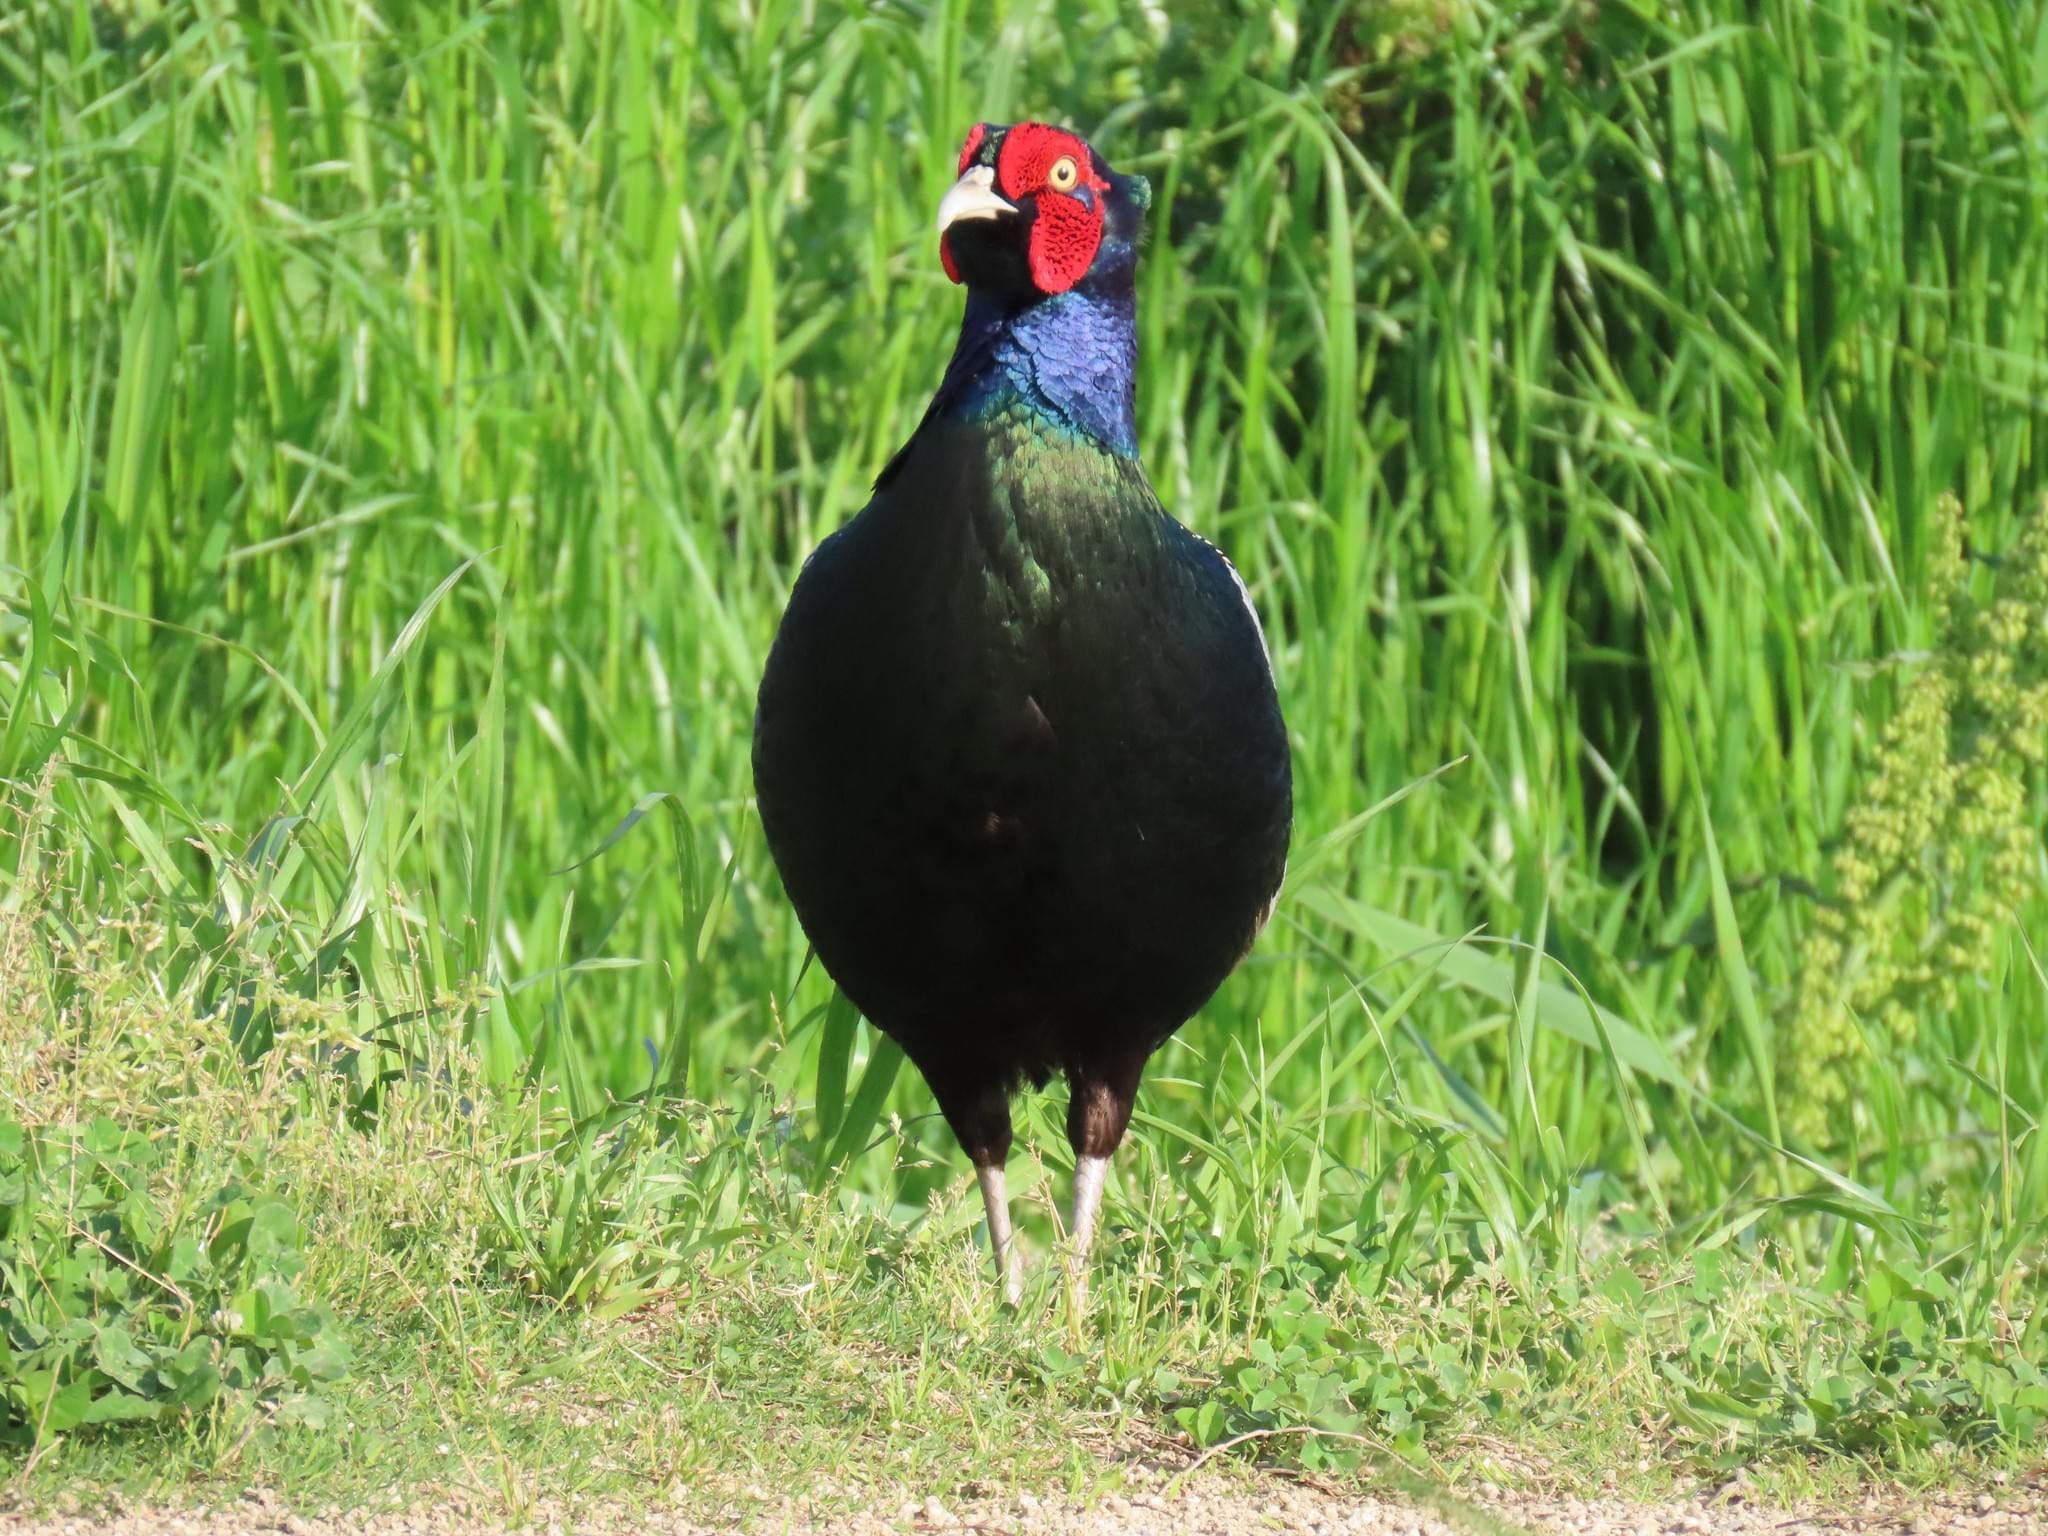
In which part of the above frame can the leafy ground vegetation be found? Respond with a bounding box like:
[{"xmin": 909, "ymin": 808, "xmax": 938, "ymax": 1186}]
[{"xmin": 2, "ymin": 0, "xmax": 2047, "ymax": 1513}]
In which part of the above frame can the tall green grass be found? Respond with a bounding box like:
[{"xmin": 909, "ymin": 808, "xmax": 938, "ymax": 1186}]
[{"xmin": 2, "ymin": 0, "xmax": 2045, "ymax": 1377}]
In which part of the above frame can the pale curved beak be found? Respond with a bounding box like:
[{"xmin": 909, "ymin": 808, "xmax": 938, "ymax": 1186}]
[{"xmin": 935, "ymin": 165, "xmax": 1018, "ymax": 235}]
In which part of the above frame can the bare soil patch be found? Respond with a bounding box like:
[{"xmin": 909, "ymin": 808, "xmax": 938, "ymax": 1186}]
[{"xmin": 8, "ymin": 1480, "xmax": 2047, "ymax": 1536}]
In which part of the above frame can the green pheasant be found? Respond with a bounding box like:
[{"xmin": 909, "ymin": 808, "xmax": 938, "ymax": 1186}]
[{"xmin": 754, "ymin": 123, "xmax": 1292, "ymax": 1301}]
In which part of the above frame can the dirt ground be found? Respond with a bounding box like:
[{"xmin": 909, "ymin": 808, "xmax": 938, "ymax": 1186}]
[{"xmin": 9, "ymin": 1478, "xmax": 2048, "ymax": 1536}]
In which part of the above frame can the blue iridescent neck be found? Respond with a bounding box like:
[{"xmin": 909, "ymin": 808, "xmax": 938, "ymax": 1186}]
[{"xmin": 933, "ymin": 279, "xmax": 1139, "ymax": 459}]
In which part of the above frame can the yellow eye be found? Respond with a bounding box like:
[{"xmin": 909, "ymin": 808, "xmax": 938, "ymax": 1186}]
[{"xmin": 1048, "ymin": 156, "xmax": 1079, "ymax": 191}]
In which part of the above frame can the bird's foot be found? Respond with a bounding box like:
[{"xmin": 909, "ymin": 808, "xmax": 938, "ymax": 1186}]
[
  {"xmin": 1060, "ymin": 1151, "xmax": 1111, "ymax": 1317},
  {"xmin": 976, "ymin": 1161, "xmax": 1024, "ymax": 1307},
  {"xmin": 1069, "ymin": 1152, "xmax": 1110, "ymax": 1257}
]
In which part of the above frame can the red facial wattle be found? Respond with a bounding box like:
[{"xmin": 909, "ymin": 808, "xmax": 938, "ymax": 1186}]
[
  {"xmin": 1023, "ymin": 194, "xmax": 1101, "ymax": 295},
  {"xmin": 939, "ymin": 122, "xmax": 1110, "ymax": 295},
  {"xmin": 956, "ymin": 123, "xmax": 988, "ymax": 172},
  {"xmin": 997, "ymin": 123, "xmax": 1109, "ymax": 295},
  {"xmin": 940, "ymin": 123, "xmax": 992, "ymax": 283}
]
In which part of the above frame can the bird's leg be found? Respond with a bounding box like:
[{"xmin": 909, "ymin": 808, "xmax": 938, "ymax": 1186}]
[
  {"xmin": 1068, "ymin": 1150, "xmax": 1111, "ymax": 1265},
  {"xmin": 1064, "ymin": 1054, "xmax": 1145, "ymax": 1302},
  {"xmin": 976, "ymin": 1160, "xmax": 1024, "ymax": 1306},
  {"xmin": 932, "ymin": 1073, "xmax": 1020, "ymax": 1305}
]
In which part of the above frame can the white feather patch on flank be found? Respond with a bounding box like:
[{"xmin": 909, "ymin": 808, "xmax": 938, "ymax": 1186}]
[
  {"xmin": 1198, "ymin": 534, "xmax": 1274, "ymax": 674},
  {"xmin": 1197, "ymin": 533, "xmax": 1287, "ymax": 950}
]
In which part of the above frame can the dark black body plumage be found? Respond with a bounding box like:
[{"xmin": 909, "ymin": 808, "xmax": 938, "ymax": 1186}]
[{"xmin": 753, "ymin": 124, "xmax": 1290, "ymax": 1189}]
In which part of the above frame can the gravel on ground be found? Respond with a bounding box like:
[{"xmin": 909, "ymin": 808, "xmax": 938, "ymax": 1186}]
[{"xmin": 8, "ymin": 1479, "xmax": 2048, "ymax": 1536}]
